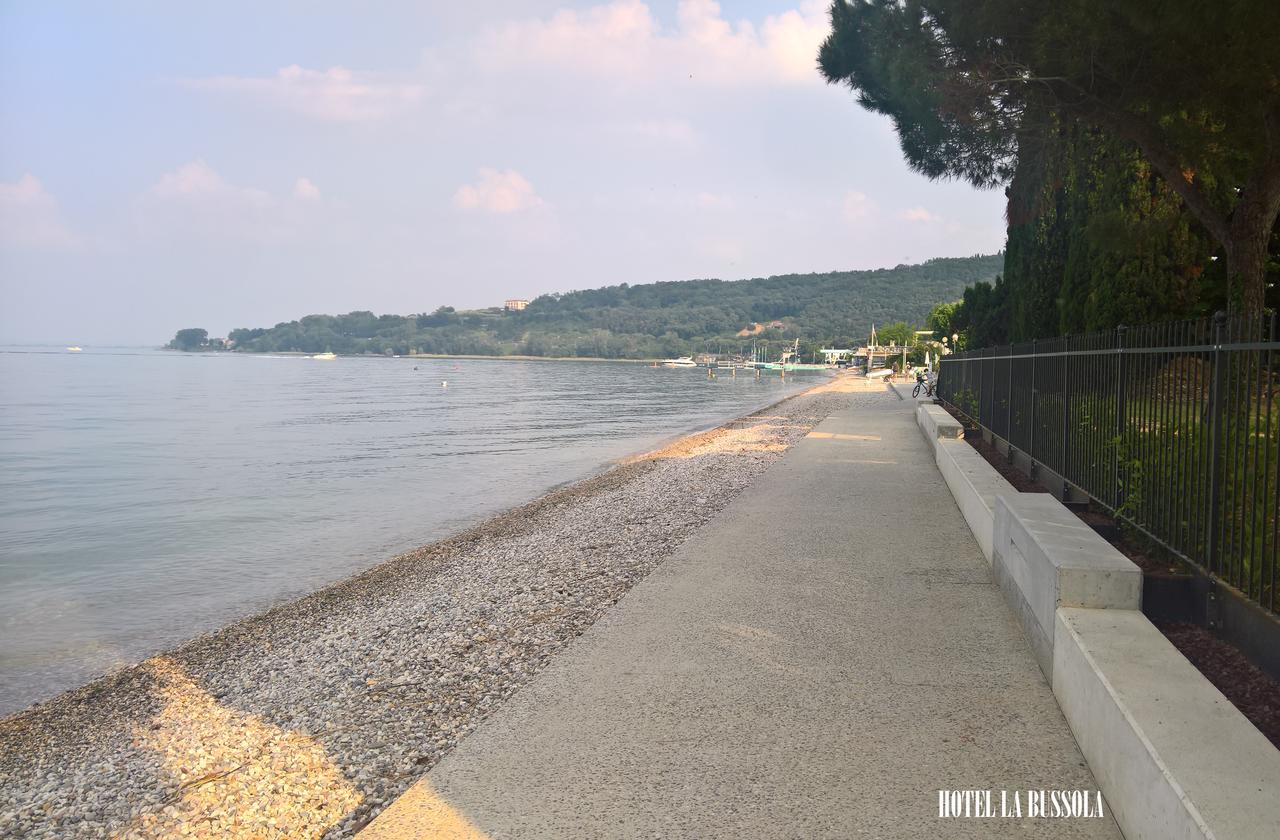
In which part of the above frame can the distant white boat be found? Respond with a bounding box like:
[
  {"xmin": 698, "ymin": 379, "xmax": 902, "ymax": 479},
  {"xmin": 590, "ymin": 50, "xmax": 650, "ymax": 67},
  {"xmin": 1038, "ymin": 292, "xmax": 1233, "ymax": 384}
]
[
  {"xmin": 311, "ymin": 352, "xmax": 337, "ymax": 360},
  {"xmin": 661, "ymin": 356, "xmax": 697, "ymax": 368},
  {"xmin": 65, "ymin": 346, "xmax": 82, "ymax": 352}
]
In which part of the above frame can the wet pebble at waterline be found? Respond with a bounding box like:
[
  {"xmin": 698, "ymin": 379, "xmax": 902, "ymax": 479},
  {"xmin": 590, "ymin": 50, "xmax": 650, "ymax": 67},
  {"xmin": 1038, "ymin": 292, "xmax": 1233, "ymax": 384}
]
[{"xmin": 0, "ymin": 381, "xmax": 874, "ymax": 839}]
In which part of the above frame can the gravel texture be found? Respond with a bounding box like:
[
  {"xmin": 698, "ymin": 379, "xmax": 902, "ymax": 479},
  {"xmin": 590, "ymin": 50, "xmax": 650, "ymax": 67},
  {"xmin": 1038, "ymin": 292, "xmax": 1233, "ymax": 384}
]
[{"xmin": 0, "ymin": 380, "xmax": 855, "ymax": 839}]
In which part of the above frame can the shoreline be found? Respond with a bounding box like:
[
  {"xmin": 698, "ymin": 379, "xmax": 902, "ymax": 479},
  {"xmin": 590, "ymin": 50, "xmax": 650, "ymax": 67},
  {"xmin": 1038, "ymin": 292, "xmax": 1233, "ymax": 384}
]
[
  {"xmin": 0, "ymin": 374, "xmax": 872, "ymax": 839},
  {"xmin": 161, "ymin": 349, "xmax": 655, "ymax": 363},
  {"xmin": 1, "ymin": 373, "xmax": 835, "ymax": 721},
  {"xmin": 159, "ymin": 348, "xmax": 851, "ymax": 368}
]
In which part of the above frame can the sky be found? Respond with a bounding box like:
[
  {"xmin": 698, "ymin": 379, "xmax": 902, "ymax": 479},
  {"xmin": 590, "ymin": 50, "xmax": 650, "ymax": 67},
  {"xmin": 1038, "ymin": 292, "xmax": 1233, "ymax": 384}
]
[{"xmin": 0, "ymin": 1, "xmax": 1007, "ymax": 345}]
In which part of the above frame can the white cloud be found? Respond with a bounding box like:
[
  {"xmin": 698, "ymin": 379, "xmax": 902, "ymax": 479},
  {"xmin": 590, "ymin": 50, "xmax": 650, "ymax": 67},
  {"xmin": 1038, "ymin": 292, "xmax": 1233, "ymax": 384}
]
[
  {"xmin": 842, "ymin": 191, "xmax": 876, "ymax": 223},
  {"xmin": 180, "ymin": 65, "xmax": 424, "ymax": 122},
  {"xmin": 475, "ymin": 0, "xmax": 829, "ymax": 88},
  {"xmin": 453, "ymin": 168, "xmax": 545, "ymax": 214},
  {"xmin": 0, "ymin": 175, "xmax": 79, "ymax": 249},
  {"xmin": 293, "ymin": 177, "xmax": 321, "ymax": 201},
  {"xmin": 901, "ymin": 206, "xmax": 940, "ymax": 223},
  {"xmin": 694, "ymin": 191, "xmax": 734, "ymax": 210},
  {"xmin": 148, "ymin": 160, "xmax": 270, "ymax": 205},
  {"xmin": 139, "ymin": 160, "xmax": 298, "ymax": 241}
]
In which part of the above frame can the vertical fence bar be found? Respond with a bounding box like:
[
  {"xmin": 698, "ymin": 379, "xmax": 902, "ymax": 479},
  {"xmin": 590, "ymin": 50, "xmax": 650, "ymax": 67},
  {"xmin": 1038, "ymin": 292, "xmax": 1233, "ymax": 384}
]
[
  {"xmin": 1228, "ymin": 318, "xmax": 1245, "ymax": 589},
  {"xmin": 1007, "ymin": 345, "xmax": 1014, "ymax": 445},
  {"xmin": 1024, "ymin": 338, "xmax": 1034, "ymax": 466},
  {"xmin": 1205, "ymin": 311, "xmax": 1227, "ymax": 577},
  {"xmin": 1267, "ymin": 312, "xmax": 1277, "ymax": 612},
  {"xmin": 1196, "ymin": 320, "xmax": 1212, "ymax": 567},
  {"xmin": 1062, "ymin": 335, "xmax": 1072, "ymax": 497},
  {"xmin": 1159, "ymin": 321, "xmax": 1174, "ymax": 548},
  {"xmin": 1176, "ymin": 320, "xmax": 1191, "ymax": 555},
  {"xmin": 1115, "ymin": 326, "xmax": 1127, "ymax": 513},
  {"xmin": 1249, "ymin": 316, "xmax": 1266, "ymax": 601}
]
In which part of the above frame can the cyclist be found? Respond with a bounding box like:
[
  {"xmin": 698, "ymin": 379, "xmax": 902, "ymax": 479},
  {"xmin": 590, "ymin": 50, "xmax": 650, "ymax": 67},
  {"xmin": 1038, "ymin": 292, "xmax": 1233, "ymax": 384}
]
[{"xmin": 912, "ymin": 368, "xmax": 935, "ymax": 399}]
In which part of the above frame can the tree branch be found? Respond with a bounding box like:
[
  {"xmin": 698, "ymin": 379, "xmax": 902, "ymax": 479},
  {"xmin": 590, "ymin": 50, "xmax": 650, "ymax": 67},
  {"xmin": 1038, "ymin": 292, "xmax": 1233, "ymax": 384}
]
[{"xmin": 1089, "ymin": 108, "xmax": 1232, "ymax": 245}]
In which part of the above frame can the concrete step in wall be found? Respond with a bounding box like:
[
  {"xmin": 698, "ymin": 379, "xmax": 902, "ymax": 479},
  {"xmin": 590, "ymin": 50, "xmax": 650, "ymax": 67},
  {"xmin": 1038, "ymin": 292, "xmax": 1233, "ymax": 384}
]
[{"xmin": 993, "ymin": 493, "xmax": 1142, "ymax": 678}]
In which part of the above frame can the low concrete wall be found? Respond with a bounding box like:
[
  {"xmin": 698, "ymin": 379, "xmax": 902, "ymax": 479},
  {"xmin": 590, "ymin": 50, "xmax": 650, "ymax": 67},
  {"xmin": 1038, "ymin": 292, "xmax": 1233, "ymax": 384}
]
[
  {"xmin": 916, "ymin": 404, "xmax": 963, "ymax": 441},
  {"xmin": 1054, "ymin": 608, "xmax": 1280, "ymax": 840},
  {"xmin": 915, "ymin": 404, "xmax": 1016, "ymax": 565},
  {"xmin": 935, "ymin": 441, "xmax": 1002, "ymax": 565},
  {"xmin": 941, "ymin": 457, "xmax": 1016, "ymax": 565},
  {"xmin": 992, "ymin": 494, "xmax": 1141, "ymax": 677},
  {"xmin": 919, "ymin": 406, "xmax": 1280, "ymax": 840}
]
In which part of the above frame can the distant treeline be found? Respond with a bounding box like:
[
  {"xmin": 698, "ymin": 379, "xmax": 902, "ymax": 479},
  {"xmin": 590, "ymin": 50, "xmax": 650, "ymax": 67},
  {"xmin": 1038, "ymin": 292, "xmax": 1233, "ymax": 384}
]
[{"xmin": 169, "ymin": 254, "xmax": 1001, "ymax": 359}]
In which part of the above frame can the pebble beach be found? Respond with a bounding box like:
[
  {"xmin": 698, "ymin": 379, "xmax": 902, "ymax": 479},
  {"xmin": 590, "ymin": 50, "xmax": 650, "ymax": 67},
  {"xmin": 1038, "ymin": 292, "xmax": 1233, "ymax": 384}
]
[{"xmin": 0, "ymin": 377, "xmax": 865, "ymax": 839}]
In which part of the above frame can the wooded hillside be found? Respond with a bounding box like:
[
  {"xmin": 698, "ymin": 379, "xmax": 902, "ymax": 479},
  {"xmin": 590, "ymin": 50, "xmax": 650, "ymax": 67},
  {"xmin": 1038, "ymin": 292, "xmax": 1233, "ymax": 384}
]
[{"xmin": 192, "ymin": 254, "xmax": 1000, "ymax": 358}]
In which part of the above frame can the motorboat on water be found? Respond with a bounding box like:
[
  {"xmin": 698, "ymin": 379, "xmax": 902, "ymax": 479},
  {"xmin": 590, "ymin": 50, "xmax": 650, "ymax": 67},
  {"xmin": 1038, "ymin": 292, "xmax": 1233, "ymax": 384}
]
[
  {"xmin": 311, "ymin": 352, "xmax": 337, "ymax": 360},
  {"xmin": 661, "ymin": 356, "xmax": 698, "ymax": 368},
  {"xmin": 65, "ymin": 346, "xmax": 83, "ymax": 352}
]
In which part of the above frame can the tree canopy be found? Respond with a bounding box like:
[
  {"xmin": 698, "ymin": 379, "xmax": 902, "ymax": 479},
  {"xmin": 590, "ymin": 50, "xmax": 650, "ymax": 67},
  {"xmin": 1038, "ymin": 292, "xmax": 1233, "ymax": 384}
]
[
  {"xmin": 819, "ymin": 0, "xmax": 1280, "ymax": 314},
  {"xmin": 168, "ymin": 328, "xmax": 208, "ymax": 351}
]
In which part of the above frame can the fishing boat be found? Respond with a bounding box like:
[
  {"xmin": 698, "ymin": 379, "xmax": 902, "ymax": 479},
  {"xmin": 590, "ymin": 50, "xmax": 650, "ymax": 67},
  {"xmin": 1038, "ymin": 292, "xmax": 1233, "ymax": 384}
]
[
  {"xmin": 660, "ymin": 356, "xmax": 697, "ymax": 368},
  {"xmin": 311, "ymin": 352, "xmax": 337, "ymax": 360}
]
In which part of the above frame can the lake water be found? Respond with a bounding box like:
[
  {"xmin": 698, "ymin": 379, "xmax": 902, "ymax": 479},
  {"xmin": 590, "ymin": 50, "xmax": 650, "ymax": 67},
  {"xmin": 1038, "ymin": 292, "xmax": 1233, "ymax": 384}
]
[{"xmin": 0, "ymin": 347, "xmax": 816, "ymax": 714}]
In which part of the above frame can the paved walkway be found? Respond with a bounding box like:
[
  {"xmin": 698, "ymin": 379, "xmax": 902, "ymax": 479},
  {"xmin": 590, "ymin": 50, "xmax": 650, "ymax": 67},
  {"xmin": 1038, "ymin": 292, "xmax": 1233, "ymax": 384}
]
[{"xmin": 361, "ymin": 389, "xmax": 1121, "ymax": 838}]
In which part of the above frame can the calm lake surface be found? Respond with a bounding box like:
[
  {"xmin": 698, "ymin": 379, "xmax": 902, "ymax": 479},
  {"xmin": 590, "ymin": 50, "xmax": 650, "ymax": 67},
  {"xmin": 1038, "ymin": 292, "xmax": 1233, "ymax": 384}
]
[{"xmin": 0, "ymin": 347, "xmax": 817, "ymax": 714}]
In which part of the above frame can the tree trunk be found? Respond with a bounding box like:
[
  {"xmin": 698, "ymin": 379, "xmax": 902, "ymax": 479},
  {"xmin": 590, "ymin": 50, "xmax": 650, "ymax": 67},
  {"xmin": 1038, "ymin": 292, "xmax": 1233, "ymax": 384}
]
[
  {"xmin": 1097, "ymin": 107, "xmax": 1280, "ymax": 317},
  {"xmin": 1224, "ymin": 208, "xmax": 1271, "ymax": 316},
  {"xmin": 1222, "ymin": 107, "xmax": 1280, "ymax": 316}
]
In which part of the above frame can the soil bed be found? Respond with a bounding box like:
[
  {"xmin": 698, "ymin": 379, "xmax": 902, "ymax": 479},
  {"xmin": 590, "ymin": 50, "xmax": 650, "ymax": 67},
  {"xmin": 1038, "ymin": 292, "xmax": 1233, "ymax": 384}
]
[
  {"xmin": 1157, "ymin": 623, "xmax": 1280, "ymax": 750},
  {"xmin": 962, "ymin": 432, "xmax": 1049, "ymax": 493}
]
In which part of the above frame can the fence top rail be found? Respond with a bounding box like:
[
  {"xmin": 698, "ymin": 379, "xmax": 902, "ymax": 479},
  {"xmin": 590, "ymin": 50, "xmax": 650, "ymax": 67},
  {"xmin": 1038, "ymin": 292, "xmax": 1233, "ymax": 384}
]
[
  {"xmin": 943, "ymin": 340, "xmax": 1279, "ymax": 361},
  {"xmin": 943, "ymin": 311, "xmax": 1277, "ymax": 361}
]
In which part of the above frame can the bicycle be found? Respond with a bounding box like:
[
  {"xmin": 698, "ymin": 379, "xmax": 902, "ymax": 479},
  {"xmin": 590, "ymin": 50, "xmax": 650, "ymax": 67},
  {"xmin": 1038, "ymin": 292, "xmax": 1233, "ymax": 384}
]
[{"xmin": 912, "ymin": 376, "xmax": 937, "ymax": 399}]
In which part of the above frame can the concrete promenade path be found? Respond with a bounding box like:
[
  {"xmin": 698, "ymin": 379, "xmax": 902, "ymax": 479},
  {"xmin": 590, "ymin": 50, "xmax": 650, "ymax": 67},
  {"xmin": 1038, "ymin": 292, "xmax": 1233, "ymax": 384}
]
[{"xmin": 362, "ymin": 386, "xmax": 1122, "ymax": 839}]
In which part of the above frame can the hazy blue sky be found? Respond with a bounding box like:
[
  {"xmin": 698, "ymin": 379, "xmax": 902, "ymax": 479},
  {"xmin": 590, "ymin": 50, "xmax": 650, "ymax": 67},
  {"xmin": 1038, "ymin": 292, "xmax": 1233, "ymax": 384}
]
[{"xmin": 0, "ymin": 1, "xmax": 1006, "ymax": 345}]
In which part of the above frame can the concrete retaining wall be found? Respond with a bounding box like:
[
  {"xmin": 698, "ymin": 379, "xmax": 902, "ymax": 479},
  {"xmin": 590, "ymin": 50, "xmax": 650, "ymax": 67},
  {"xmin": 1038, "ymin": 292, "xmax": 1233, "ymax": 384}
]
[
  {"xmin": 992, "ymin": 494, "xmax": 1141, "ymax": 677},
  {"xmin": 917, "ymin": 404, "xmax": 1017, "ymax": 565},
  {"xmin": 919, "ymin": 403, "xmax": 1280, "ymax": 840},
  {"xmin": 1055, "ymin": 608, "xmax": 1280, "ymax": 840}
]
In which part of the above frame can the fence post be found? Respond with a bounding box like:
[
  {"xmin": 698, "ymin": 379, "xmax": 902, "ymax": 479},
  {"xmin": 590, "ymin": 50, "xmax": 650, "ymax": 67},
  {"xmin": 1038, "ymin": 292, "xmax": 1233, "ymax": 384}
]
[
  {"xmin": 1007, "ymin": 343, "xmax": 1014, "ymax": 446},
  {"xmin": 977, "ymin": 347, "xmax": 984, "ymax": 425},
  {"xmin": 1205, "ymin": 311, "xmax": 1227, "ymax": 577},
  {"xmin": 1029, "ymin": 339, "xmax": 1037, "ymax": 468},
  {"xmin": 1114, "ymin": 325, "xmax": 1128, "ymax": 512},
  {"xmin": 1062, "ymin": 336, "xmax": 1071, "ymax": 500}
]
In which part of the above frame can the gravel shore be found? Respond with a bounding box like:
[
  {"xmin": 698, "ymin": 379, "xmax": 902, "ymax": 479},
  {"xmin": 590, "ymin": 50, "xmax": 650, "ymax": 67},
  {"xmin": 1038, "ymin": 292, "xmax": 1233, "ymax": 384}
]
[{"xmin": 0, "ymin": 378, "xmax": 864, "ymax": 839}]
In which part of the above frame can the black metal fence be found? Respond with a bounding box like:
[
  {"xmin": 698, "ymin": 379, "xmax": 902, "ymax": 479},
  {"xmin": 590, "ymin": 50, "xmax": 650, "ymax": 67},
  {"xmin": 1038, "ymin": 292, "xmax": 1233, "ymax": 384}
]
[{"xmin": 937, "ymin": 312, "xmax": 1279, "ymax": 616}]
